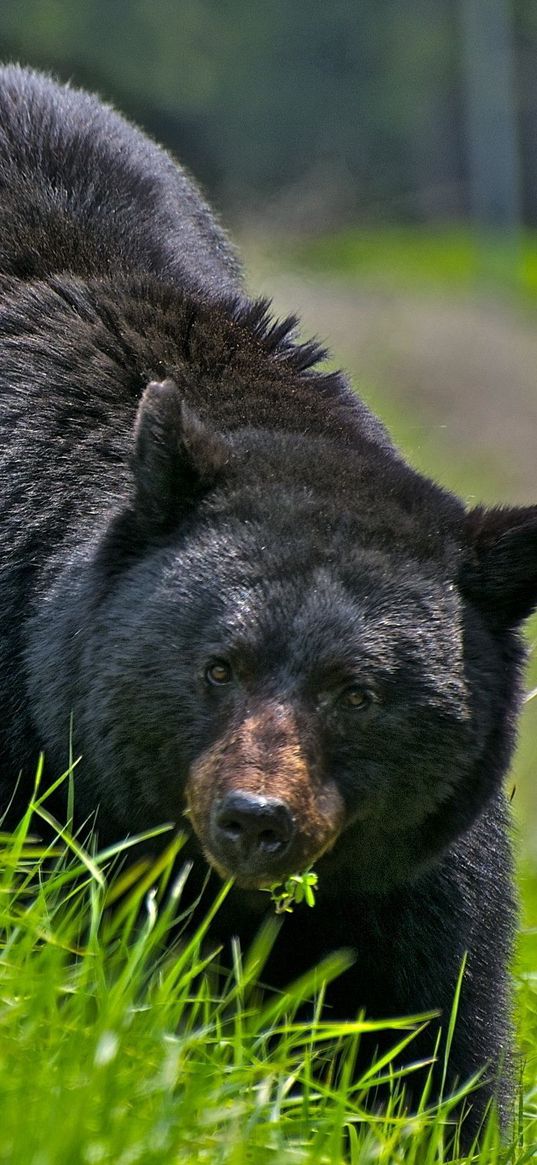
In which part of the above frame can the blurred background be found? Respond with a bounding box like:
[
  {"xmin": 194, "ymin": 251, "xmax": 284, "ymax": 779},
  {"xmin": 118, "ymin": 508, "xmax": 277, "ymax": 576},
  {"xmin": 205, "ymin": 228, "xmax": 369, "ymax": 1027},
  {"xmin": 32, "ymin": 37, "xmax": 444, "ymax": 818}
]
[{"xmin": 0, "ymin": 1, "xmax": 535, "ymax": 886}]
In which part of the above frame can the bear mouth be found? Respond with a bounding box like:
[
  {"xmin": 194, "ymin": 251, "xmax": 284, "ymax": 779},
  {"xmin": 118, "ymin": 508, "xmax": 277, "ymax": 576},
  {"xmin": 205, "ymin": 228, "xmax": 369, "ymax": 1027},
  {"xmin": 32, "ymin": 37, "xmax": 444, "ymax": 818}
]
[
  {"xmin": 206, "ymin": 853, "xmax": 282, "ymax": 891},
  {"xmin": 202, "ymin": 848, "xmax": 299, "ymax": 891},
  {"xmin": 185, "ymin": 779, "xmax": 345, "ymax": 890},
  {"xmin": 199, "ymin": 829, "xmax": 335, "ymax": 892}
]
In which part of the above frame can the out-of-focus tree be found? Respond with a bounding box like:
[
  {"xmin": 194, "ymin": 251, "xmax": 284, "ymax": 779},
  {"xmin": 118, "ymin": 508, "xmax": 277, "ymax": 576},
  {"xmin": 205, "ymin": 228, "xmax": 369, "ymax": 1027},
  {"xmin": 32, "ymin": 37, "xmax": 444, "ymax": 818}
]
[{"xmin": 461, "ymin": 0, "xmax": 520, "ymax": 233}]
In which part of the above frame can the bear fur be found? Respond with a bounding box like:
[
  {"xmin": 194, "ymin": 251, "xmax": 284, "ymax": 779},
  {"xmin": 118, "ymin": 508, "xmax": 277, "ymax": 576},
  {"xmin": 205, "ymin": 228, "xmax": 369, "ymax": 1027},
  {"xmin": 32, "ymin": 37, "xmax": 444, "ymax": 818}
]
[{"xmin": 0, "ymin": 65, "xmax": 535, "ymax": 1141}]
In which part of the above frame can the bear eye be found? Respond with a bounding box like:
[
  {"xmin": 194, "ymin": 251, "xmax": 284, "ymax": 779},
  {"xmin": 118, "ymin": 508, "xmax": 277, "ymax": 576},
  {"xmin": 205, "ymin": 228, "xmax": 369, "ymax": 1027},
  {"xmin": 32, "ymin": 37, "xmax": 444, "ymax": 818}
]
[
  {"xmin": 205, "ymin": 659, "xmax": 233, "ymax": 686},
  {"xmin": 340, "ymin": 685, "xmax": 373, "ymax": 710}
]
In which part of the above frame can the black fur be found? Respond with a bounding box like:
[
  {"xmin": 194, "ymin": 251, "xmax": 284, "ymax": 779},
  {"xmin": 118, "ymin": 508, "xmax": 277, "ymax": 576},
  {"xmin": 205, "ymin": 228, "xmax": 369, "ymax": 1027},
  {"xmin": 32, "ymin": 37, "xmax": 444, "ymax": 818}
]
[{"xmin": 0, "ymin": 65, "xmax": 535, "ymax": 1143}]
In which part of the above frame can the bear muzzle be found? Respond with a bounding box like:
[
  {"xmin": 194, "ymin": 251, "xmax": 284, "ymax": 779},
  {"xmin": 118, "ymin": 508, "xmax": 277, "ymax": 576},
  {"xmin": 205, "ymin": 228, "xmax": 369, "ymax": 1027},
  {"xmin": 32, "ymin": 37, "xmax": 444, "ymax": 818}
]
[{"xmin": 184, "ymin": 703, "xmax": 346, "ymax": 889}]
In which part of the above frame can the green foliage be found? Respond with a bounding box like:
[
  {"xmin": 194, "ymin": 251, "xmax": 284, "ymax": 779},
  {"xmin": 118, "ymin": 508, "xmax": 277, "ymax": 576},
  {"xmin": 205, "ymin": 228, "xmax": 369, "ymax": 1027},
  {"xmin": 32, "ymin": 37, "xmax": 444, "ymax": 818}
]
[
  {"xmin": 0, "ymin": 791, "xmax": 534, "ymax": 1164},
  {"xmin": 288, "ymin": 226, "xmax": 537, "ymax": 299},
  {"xmin": 265, "ymin": 870, "xmax": 319, "ymax": 914}
]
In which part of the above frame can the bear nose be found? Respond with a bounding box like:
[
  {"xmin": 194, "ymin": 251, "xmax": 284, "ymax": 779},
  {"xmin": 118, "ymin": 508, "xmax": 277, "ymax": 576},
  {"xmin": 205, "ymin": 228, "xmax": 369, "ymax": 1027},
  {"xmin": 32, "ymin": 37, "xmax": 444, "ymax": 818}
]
[{"xmin": 213, "ymin": 791, "xmax": 295, "ymax": 872}]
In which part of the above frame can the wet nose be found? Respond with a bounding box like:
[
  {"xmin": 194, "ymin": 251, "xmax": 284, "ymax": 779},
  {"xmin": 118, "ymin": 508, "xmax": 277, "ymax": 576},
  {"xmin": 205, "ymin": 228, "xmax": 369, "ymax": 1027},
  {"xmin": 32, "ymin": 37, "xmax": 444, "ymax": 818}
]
[{"xmin": 213, "ymin": 791, "xmax": 294, "ymax": 871}]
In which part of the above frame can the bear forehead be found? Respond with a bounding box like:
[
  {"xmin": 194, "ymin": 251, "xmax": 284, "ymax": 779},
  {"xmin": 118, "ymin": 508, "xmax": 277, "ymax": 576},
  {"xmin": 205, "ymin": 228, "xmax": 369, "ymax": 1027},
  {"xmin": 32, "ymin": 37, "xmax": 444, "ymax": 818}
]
[
  {"xmin": 221, "ymin": 569, "xmax": 461, "ymax": 661},
  {"xmin": 159, "ymin": 529, "xmax": 464, "ymax": 684},
  {"xmin": 176, "ymin": 512, "xmax": 457, "ymax": 608}
]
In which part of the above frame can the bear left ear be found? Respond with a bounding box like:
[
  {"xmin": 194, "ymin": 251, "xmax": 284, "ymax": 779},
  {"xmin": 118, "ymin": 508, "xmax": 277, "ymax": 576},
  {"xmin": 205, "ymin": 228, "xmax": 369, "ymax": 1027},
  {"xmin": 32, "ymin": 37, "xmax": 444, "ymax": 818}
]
[
  {"xmin": 460, "ymin": 504, "xmax": 537, "ymax": 628},
  {"xmin": 132, "ymin": 378, "xmax": 232, "ymax": 533}
]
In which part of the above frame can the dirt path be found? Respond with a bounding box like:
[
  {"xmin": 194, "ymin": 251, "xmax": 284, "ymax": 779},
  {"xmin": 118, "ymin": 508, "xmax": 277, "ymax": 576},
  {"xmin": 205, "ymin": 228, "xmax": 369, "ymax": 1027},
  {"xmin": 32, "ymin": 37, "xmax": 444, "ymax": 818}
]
[{"xmin": 247, "ymin": 264, "xmax": 537, "ymax": 505}]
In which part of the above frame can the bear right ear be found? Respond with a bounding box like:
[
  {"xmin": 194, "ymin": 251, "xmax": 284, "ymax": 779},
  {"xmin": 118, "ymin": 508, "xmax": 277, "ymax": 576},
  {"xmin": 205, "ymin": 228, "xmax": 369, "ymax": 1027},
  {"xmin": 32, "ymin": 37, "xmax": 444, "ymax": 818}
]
[
  {"xmin": 132, "ymin": 379, "xmax": 232, "ymax": 533},
  {"xmin": 460, "ymin": 504, "xmax": 537, "ymax": 629}
]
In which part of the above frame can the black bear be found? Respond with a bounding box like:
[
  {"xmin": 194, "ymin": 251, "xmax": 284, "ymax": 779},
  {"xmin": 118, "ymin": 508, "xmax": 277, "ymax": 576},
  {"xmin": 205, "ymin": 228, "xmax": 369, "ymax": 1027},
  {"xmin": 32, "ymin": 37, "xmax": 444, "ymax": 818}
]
[{"xmin": 0, "ymin": 65, "xmax": 535, "ymax": 1142}]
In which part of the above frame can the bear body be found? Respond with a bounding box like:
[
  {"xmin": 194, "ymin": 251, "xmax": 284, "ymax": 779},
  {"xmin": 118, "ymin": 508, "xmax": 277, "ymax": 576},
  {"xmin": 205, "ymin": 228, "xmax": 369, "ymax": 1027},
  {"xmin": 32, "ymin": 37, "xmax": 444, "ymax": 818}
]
[{"xmin": 0, "ymin": 66, "xmax": 535, "ymax": 1140}]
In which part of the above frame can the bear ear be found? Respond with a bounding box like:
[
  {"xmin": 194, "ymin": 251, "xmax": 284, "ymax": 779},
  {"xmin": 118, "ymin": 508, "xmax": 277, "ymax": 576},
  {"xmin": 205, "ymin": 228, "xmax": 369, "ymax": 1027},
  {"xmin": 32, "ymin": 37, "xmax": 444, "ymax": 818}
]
[
  {"xmin": 460, "ymin": 504, "xmax": 537, "ymax": 628},
  {"xmin": 132, "ymin": 378, "xmax": 231, "ymax": 533}
]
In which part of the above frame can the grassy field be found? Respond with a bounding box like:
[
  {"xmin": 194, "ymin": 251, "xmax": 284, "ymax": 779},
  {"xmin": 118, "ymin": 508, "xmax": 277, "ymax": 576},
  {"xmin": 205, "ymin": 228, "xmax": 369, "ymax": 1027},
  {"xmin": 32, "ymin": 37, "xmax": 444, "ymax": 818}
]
[
  {"xmin": 1, "ymin": 227, "xmax": 536, "ymax": 1162},
  {"xmin": 0, "ymin": 793, "xmax": 535, "ymax": 1165}
]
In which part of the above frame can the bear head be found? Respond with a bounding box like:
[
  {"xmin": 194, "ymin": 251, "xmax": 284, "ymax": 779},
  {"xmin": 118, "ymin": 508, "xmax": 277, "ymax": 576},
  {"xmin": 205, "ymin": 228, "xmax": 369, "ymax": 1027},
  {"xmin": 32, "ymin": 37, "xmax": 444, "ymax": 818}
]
[{"xmin": 32, "ymin": 378, "xmax": 537, "ymax": 894}]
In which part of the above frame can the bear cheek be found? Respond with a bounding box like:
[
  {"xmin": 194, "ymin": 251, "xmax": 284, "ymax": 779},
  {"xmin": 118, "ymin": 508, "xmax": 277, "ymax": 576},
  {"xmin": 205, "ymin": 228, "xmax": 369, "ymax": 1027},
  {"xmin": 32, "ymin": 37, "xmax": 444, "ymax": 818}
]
[{"xmin": 183, "ymin": 717, "xmax": 346, "ymax": 883}]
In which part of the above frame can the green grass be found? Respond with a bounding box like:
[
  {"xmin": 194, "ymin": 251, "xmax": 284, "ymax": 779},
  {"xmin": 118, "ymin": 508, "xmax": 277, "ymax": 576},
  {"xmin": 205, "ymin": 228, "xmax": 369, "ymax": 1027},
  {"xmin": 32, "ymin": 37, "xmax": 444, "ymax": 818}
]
[
  {"xmin": 287, "ymin": 226, "xmax": 537, "ymax": 301},
  {"xmin": 0, "ymin": 784, "xmax": 535, "ymax": 1165}
]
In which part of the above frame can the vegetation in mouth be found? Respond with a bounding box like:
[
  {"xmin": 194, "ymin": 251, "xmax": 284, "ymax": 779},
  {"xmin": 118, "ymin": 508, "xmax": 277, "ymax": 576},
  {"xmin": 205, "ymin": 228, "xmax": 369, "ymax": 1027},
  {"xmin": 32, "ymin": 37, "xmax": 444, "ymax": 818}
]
[{"xmin": 264, "ymin": 869, "xmax": 319, "ymax": 913}]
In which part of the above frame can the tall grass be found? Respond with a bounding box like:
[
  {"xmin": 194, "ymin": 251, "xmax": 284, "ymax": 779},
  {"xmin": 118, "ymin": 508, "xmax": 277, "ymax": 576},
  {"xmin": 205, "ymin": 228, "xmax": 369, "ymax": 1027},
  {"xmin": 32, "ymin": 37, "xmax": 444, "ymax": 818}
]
[{"xmin": 0, "ymin": 778, "xmax": 535, "ymax": 1164}]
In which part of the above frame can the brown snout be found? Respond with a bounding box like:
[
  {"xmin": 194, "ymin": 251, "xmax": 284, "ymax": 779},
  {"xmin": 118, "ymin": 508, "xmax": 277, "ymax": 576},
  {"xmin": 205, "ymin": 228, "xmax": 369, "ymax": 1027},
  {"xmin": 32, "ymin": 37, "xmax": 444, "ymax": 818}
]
[{"xmin": 185, "ymin": 702, "xmax": 345, "ymax": 887}]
